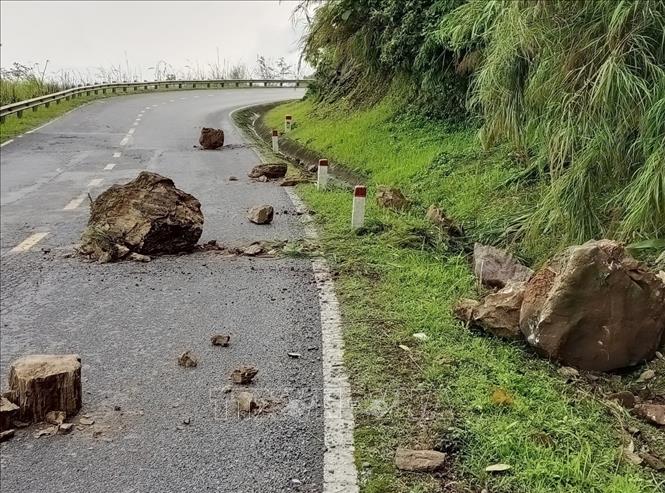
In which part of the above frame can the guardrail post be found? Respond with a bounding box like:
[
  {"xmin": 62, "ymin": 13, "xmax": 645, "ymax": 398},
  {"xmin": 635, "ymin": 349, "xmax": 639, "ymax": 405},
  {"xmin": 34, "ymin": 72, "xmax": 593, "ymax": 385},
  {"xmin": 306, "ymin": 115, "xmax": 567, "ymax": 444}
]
[
  {"xmin": 296, "ymin": 81, "xmax": 300, "ymax": 87},
  {"xmin": 178, "ymin": 83, "xmax": 182, "ymax": 89},
  {"xmin": 317, "ymin": 159, "xmax": 329, "ymax": 190},
  {"xmin": 56, "ymin": 99, "xmax": 60, "ymax": 105},
  {"xmin": 17, "ymin": 110, "xmax": 23, "ymax": 118},
  {"xmin": 154, "ymin": 84, "xmax": 158, "ymax": 89},
  {"xmin": 144, "ymin": 85, "xmax": 148, "ymax": 90},
  {"xmin": 102, "ymin": 88, "xmax": 106, "ymax": 94},
  {"xmin": 207, "ymin": 82, "xmax": 210, "ymax": 88},
  {"xmin": 123, "ymin": 87, "xmax": 127, "ymax": 92},
  {"xmin": 351, "ymin": 186, "xmax": 367, "ymax": 229},
  {"xmin": 264, "ymin": 82, "xmax": 268, "ymax": 87},
  {"xmin": 86, "ymin": 90, "xmax": 91, "ymax": 96},
  {"xmin": 271, "ymin": 130, "xmax": 279, "ymax": 153},
  {"xmin": 94, "ymin": 89, "xmax": 98, "ymax": 95},
  {"xmin": 45, "ymin": 101, "xmax": 50, "ymax": 108},
  {"xmin": 32, "ymin": 106, "xmax": 38, "ymax": 112},
  {"xmin": 133, "ymin": 86, "xmax": 137, "ymax": 91},
  {"xmin": 112, "ymin": 87, "xmax": 116, "ymax": 93}
]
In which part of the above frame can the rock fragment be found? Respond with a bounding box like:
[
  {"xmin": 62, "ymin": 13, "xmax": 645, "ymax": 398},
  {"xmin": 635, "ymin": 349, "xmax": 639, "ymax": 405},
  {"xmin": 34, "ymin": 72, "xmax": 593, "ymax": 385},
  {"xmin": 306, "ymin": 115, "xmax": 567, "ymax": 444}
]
[
  {"xmin": 58, "ymin": 423, "xmax": 74, "ymax": 434},
  {"xmin": 8, "ymin": 354, "xmax": 82, "ymax": 423},
  {"xmin": 376, "ymin": 186, "xmax": 408, "ymax": 210},
  {"xmin": 45, "ymin": 410, "xmax": 66, "ymax": 426},
  {"xmin": 426, "ymin": 205, "xmax": 463, "ymax": 236},
  {"xmin": 606, "ymin": 391, "xmax": 635, "ymax": 409},
  {"xmin": 231, "ymin": 366, "xmax": 259, "ymax": 385},
  {"xmin": 247, "ymin": 205, "xmax": 274, "ymax": 225},
  {"xmin": 236, "ymin": 392, "xmax": 257, "ymax": 413},
  {"xmin": 454, "ymin": 282, "xmax": 525, "ymax": 338},
  {"xmin": 199, "ymin": 127, "xmax": 225, "ymax": 150},
  {"xmin": 635, "ymin": 404, "xmax": 665, "ymax": 426},
  {"xmin": 0, "ymin": 397, "xmax": 19, "ymax": 432},
  {"xmin": 178, "ymin": 351, "xmax": 198, "ymax": 368},
  {"xmin": 211, "ymin": 334, "xmax": 231, "ymax": 347},
  {"xmin": 0, "ymin": 429, "xmax": 16, "ymax": 442},
  {"xmin": 243, "ymin": 243, "xmax": 264, "ymax": 256},
  {"xmin": 394, "ymin": 448, "xmax": 447, "ymax": 472},
  {"xmin": 473, "ymin": 243, "xmax": 533, "ymax": 288},
  {"xmin": 248, "ymin": 163, "xmax": 287, "ymax": 180}
]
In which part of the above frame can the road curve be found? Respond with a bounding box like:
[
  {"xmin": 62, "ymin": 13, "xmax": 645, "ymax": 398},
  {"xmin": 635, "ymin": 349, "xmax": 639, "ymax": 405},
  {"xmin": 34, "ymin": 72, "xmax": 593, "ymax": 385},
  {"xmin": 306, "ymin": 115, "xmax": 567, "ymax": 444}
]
[{"xmin": 0, "ymin": 89, "xmax": 328, "ymax": 492}]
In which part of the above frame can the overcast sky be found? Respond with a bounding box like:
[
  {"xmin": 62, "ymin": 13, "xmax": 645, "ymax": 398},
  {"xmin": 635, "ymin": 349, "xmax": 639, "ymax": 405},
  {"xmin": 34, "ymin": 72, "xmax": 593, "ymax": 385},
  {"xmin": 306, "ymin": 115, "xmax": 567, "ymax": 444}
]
[{"xmin": 0, "ymin": 1, "xmax": 310, "ymax": 82}]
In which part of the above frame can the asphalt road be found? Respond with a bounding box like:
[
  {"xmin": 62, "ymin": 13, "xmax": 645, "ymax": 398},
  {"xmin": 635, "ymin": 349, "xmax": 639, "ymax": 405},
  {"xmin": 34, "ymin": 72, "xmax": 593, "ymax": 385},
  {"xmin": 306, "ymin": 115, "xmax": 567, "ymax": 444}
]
[{"xmin": 0, "ymin": 88, "xmax": 327, "ymax": 492}]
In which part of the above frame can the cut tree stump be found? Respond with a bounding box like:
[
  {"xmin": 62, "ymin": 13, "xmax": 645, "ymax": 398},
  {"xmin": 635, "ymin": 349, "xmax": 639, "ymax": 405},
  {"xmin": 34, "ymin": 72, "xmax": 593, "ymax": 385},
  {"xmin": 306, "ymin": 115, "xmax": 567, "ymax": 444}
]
[{"xmin": 8, "ymin": 354, "xmax": 82, "ymax": 423}]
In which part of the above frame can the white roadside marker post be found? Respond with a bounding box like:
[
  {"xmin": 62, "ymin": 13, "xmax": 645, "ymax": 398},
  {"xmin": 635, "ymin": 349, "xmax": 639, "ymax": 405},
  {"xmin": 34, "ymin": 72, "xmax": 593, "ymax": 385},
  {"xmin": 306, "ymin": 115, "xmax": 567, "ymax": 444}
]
[
  {"xmin": 351, "ymin": 185, "xmax": 366, "ymax": 229},
  {"xmin": 317, "ymin": 159, "xmax": 329, "ymax": 190},
  {"xmin": 285, "ymin": 114, "xmax": 293, "ymax": 132},
  {"xmin": 272, "ymin": 129, "xmax": 279, "ymax": 153}
]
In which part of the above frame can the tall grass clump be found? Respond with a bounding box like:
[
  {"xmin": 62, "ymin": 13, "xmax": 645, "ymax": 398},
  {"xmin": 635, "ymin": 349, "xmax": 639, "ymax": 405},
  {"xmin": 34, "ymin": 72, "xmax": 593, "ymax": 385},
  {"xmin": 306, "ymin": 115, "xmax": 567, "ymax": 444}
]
[{"xmin": 437, "ymin": 0, "xmax": 665, "ymax": 243}]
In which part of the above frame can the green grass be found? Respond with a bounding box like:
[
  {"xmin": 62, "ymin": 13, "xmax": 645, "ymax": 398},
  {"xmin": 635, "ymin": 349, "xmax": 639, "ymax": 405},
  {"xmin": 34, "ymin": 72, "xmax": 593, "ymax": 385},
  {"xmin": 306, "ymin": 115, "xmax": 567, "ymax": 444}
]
[
  {"xmin": 0, "ymin": 95, "xmax": 100, "ymax": 142},
  {"xmin": 262, "ymin": 98, "xmax": 664, "ymax": 492}
]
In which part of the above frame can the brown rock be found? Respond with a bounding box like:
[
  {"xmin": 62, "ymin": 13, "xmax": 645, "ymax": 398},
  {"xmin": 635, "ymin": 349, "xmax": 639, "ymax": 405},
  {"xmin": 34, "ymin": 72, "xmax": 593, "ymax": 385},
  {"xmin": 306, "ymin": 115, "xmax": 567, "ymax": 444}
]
[
  {"xmin": 520, "ymin": 240, "xmax": 665, "ymax": 371},
  {"xmin": 236, "ymin": 392, "xmax": 256, "ymax": 413},
  {"xmin": 198, "ymin": 127, "xmax": 225, "ymax": 150},
  {"xmin": 248, "ymin": 163, "xmax": 287, "ymax": 180},
  {"xmin": 426, "ymin": 205, "xmax": 463, "ymax": 236},
  {"xmin": 473, "ymin": 243, "xmax": 533, "ymax": 288},
  {"xmin": 231, "ymin": 366, "xmax": 259, "ymax": 385},
  {"xmin": 376, "ymin": 186, "xmax": 408, "ymax": 210},
  {"xmin": 606, "ymin": 391, "xmax": 635, "ymax": 409},
  {"xmin": 0, "ymin": 397, "xmax": 19, "ymax": 432},
  {"xmin": 394, "ymin": 448, "xmax": 446, "ymax": 472},
  {"xmin": 58, "ymin": 423, "xmax": 74, "ymax": 434},
  {"xmin": 635, "ymin": 404, "xmax": 665, "ymax": 426},
  {"xmin": 640, "ymin": 452, "xmax": 665, "ymax": 471},
  {"xmin": 211, "ymin": 334, "xmax": 231, "ymax": 347},
  {"xmin": 243, "ymin": 243, "xmax": 264, "ymax": 256},
  {"xmin": 8, "ymin": 354, "xmax": 82, "ymax": 423},
  {"xmin": 178, "ymin": 351, "xmax": 198, "ymax": 368},
  {"xmin": 247, "ymin": 205, "xmax": 274, "ymax": 225},
  {"xmin": 454, "ymin": 282, "xmax": 525, "ymax": 338},
  {"xmin": 45, "ymin": 410, "xmax": 66, "ymax": 425},
  {"xmin": 128, "ymin": 252, "xmax": 151, "ymax": 263},
  {"xmin": 80, "ymin": 172, "xmax": 203, "ymax": 261}
]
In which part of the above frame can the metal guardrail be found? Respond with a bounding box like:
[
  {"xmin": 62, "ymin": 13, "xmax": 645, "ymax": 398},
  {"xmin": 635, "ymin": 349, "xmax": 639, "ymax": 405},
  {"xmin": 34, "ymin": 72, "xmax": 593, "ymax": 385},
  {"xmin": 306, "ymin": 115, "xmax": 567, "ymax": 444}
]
[{"xmin": 0, "ymin": 79, "xmax": 311, "ymax": 121}]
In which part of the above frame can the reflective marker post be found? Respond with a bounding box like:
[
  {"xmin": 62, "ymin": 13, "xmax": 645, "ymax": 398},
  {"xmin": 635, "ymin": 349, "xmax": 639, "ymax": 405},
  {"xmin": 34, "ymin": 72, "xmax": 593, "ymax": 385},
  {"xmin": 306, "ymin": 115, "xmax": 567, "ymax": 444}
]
[
  {"xmin": 351, "ymin": 185, "xmax": 366, "ymax": 229},
  {"xmin": 272, "ymin": 129, "xmax": 279, "ymax": 153},
  {"xmin": 317, "ymin": 159, "xmax": 329, "ymax": 190}
]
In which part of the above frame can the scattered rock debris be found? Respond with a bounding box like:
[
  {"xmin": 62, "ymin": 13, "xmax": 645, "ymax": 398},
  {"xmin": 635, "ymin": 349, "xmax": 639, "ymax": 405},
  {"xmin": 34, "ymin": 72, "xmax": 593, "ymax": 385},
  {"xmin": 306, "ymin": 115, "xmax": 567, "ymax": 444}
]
[
  {"xmin": 231, "ymin": 366, "xmax": 259, "ymax": 385},
  {"xmin": 394, "ymin": 448, "xmax": 447, "ymax": 472},
  {"xmin": 634, "ymin": 404, "xmax": 665, "ymax": 426},
  {"xmin": 247, "ymin": 205, "xmax": 274, "ymax": 225},
  {"xmin": 198, "ymin": 127, "xmax": 225, "ymax": 150},
  {"xmin": 211, "ymin": 334, "xmax": 231, "ymax": 347},
  {"xmin": 79, "ymin": 172, "xmax": 203, "ymax": 262},
  {"xmin": 178, "ymin": 351, "xmax": 198, "ymax": 368},
  {"xmin": 0, "ymin": 429, "xmax": 15, "ymax": 442},
  {"xmin": 0, "ymin": 397, "xmax": 19, "ymax": 431},
  {"xmin": 248, "ymin": 163, "xmax": 287, "ymax": 180},
  {"xmin": 79, "ymin": 417, "xmax": 95, "ymax": 426},
  {"xmin": 280, "ymin": 177, "xmax": 312, "ymax": 187}
]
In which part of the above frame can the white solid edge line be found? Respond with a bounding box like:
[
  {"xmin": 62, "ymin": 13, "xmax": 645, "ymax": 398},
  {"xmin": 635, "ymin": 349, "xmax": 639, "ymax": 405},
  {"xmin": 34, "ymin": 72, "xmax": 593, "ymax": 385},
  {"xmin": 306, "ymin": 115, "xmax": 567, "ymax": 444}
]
[
  {"xmin": 63, "ymin": 194, "xmax": 87, "ymax": 210},
  {"xmin": 229, "ymin": 103, "xmax": 359, "ymax": 492},
  {"xmin": 1, "ymin": 139, "xmax": 15, "ymax": 147},
  {"xmin": 10, "ymin": 232, "xmax": 49, "ymax": 253},
  {"xmin": 104, "ymin": 163, "xmax": 116, "ymax": 170}
]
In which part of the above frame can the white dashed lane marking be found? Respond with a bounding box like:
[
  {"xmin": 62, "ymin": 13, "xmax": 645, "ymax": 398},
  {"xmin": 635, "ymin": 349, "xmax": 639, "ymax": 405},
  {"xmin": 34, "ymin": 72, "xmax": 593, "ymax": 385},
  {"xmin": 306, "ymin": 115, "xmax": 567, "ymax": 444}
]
[
  {"xmin": 104, "ymin": 163, "xmax": 116, "ymax": 170},
  {"xmin": 63, "ymin": 194, "xmax": 87, "ymax": 211},
  {"xmin": 10, "ymin": 232, "xmax": 49, "ymax": 253},
  {"xmin": 88, "ymin": 178, "xmax": 104, "ymax": 187},
  {"xmin": 120, "ymin": 136, "xmax": 129, "ymax": 146},
  {"xmin": 113, "ymin": 152, "xmax": 121, "ymax": 158},
  {"xmin": 128, "ymin": 128, "xmax": 135, "ymax": 135}
]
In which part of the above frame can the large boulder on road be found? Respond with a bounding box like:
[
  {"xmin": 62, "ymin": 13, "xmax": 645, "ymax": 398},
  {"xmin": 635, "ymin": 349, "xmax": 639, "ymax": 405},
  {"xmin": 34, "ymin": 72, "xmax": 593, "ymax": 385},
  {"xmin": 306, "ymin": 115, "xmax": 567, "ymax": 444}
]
[
  {"xmin": 80, "ymin": 171, "xmax": 203, "ymax": 261},
  {"xmin": 520, "ymin": 240, "xmax": 665, "ymax": 371},
  {"xmin": 199, "ymin": 128, "xmax": 225, "ymax": 149}
]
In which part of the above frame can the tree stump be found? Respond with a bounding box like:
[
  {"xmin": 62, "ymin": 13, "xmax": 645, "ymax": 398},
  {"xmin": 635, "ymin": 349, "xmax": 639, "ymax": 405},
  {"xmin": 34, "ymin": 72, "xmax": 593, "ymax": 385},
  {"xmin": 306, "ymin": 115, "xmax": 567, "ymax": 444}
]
[{"xmin": 8, "ymin": 354, "xmax": 82, "ymax": 423}]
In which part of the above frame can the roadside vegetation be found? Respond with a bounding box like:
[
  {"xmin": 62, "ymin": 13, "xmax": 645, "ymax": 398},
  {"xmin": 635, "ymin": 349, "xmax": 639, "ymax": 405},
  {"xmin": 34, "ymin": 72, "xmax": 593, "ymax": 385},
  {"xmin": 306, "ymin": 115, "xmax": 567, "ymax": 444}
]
[{"xmin": 260, "ymin": 1, "xmax": 665, "ymax": 491}]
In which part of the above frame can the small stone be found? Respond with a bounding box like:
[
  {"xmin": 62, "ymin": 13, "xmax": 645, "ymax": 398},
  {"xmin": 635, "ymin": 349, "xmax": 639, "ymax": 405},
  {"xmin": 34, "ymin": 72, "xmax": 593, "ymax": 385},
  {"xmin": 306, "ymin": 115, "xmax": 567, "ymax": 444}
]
[
  {"xmin": 287, "ymin": 353, "xmax": 302, "ymax": 359},
  {"xmin": 637, "ymin": 369, "xmax": 656, "ymax": 382},
  {"xmin": 12, "ymin": 420, "xmax": 30, "ymax": 429},
  {"xmin": 231, "ymin": 366, "xmax": 259, "ymax": 385},
  {"xmin": 176, "ymin": 425, "xmax": 185, "ymax": 431},
  {"xmin": 236, "ymin": 391, "xmax": 256, "ymax": 413},
  {"xmin": 257, "ymin": 175, "xmax": 268, "ymax": 183},
  {"xmin": 222, "ymin": 386, "xmax": 232, "ymax": 394},
  {"xmin": 247, "ymin": 205, "xmax": 274, "ymax": 225},
  {"xmin": 634, "ymin": 403, "xmax": 665, "ymax": 426},
  {"xmin": 412, "ymin": 333, "xmax": 429, "ymax": 342},
  {"xmin": 557, "ymin": 366, "xmax": 579, "ymax": 379},
  {"xmin": 211, "ymin": 334, "xmax": 231, "ymax": 347},
  {"xmin": 607, "ymin": 391, "xmax": 635, "ymax": 409},
  {"xmin": 178, "ymin": 351, "xmax": 198, "ymax": 368},
  {"xmin": 34, "ymin": 426, "xmax": 57, "ymax": 438},
  {"xmin": 228, "ymin": 176, "xmax": 238, "ymax": 181},
  {"xmin": 183, "ymin": 417, "xmax": 191, "ymax": 425},
  {"xmin": 45, "ymin": 410, "xmax": 66, "ymax": 426},
  {"xmin": 0, "ymin": 429, "xmax": 15, "ymax": 442},
  {"xmin": 0, "ymin": 397, "xmax": 20, "ymax": 432},
  {"xmin": 394, "ymin": 448, "xmax": 446, "ymax": 472},
  {"xmin": 58, "ymin": 423, "xmax": 74, "ymax": 434},
  {"xmin": 640, "ymin": 452, "xmax": 665, "ymax": 471},
  {"xmin": 485, "ymin": 463, "xmax": 512, "ymax": 473},
  {"xmin": 114, "ymin": 405, "xmax": 122, "ymax": 411},
  {"xmin": 128, "ymin": 252, "xmax": 151, "ymax": 263},
  {"xmin": 243, "ymin": 243, "xmax": 264, "ymax": 256},
  {"xmin": 79, "ymin": 417, "xmax": 95, "ymax": 426}
]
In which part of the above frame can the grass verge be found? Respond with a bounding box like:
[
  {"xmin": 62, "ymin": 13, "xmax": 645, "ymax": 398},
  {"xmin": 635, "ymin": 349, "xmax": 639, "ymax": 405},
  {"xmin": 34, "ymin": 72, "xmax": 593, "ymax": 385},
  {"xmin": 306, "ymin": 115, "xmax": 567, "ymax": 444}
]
[{"xmin": 261, "ymin": 98, "xmax": 665, "ymax": 493}]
